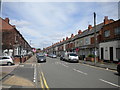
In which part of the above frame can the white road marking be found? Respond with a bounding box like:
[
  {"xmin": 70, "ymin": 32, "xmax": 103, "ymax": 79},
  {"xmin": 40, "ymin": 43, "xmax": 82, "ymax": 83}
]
[
  {"xmin": 61, "ymin": 64, "xmax": 69, "ymax": 67},
  {"xmin": 33, "ymin": 64, "xmax": 36, "ymax": 83},
  {"xmin": 19, "ymin": 65, "xmax": 24, "ymax": 67},
  {"xmin": 73, "ymin": 69, "xmax": 88, "ymax": 75},
  {"xmin": 99, "ymin": 79, "xmax": 120, "ymax": 88}
]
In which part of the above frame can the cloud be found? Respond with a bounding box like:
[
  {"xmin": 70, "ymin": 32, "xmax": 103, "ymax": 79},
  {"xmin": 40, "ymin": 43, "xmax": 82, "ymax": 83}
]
[
  {"xmin": 2, "ymin": 2, "xmax": 118, "ymax": 49},
  {"xmin": 2, "ymin": 0, "xmax": 120, "ymax": 2},
  {"xmin": 10, "ymin": 19, "xmax": 31, "ymax": 28}
]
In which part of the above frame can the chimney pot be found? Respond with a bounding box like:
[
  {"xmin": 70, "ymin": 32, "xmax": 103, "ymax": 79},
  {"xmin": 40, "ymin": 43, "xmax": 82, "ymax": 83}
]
[
  {"xmin": 88, "ymin": 25, "xmax": 92, "ymax": 30},
  {"xmin": 5, "ymin": 18, "xmax": 9, "ymax": 23},
  {"xmin": 63, "ymin": 38, "xmax": 65, "ymax": 41},
  {"xmin": 104, "ymin": 16, "xmax": 109, "ymax": 25},
  {"xmin": 78, "ymin": 30, "xmax": 82, "ymax": 34},
  {"xmin": 71, "ymin": 34, "xmax": 74, "ymax": 38},
  {"xmin": 66, "ymin": 37, "xmax": 68, "ymax": 40}
]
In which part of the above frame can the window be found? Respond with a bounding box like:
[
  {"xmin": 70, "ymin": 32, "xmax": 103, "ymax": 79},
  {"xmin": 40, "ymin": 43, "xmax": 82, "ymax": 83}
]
[
  {"xmin": 76, "ymin": 41, "xmax": 78, "ymax": 45},
  {"xmin": 69, "ymin": 53, "xmax": 78, "ymax": 56},
  {"xmin": 116, "ymin": 48, "xmax": 120, "ymax": 60},
  {"xmin": 85, "ymin": 38, "xmax": 89, "ymax": 44},
  {"xmin": 80, "ymin": 40, "xmax": 82, "ymax": 44},
  {"xmin": 115, "ymin": 27, "xmax": 120, "ymax": 35},
  {"xmin": 2, "ymin": 57, "xmax": 10, "ymax": 59},
  {"xmin": 104, "ymin": 30, "xmax": 110, "ymax": 37}
]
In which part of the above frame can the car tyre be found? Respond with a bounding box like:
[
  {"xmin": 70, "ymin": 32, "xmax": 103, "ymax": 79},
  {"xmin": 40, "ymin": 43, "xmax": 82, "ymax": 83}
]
[
  {"xmin": 7, "ymin": 62, "xmax": 12, "ymax": 66},
  {"xmin": 117, "ymin": 65, "xmax": 120, "ymax": 75}
]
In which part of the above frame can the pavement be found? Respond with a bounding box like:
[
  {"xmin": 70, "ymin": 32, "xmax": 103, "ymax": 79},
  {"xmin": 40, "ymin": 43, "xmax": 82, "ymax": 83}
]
[
  {"xmin": 0, "ymin": 64, "xmax": 19, "ymax": 81},
  {"xmin": 0, "ymin": 55, "xmax": 36, "ymax": 89},
  {"xmin": 79, "ymin": 60, "xmax": 117, "ymax": 71}
]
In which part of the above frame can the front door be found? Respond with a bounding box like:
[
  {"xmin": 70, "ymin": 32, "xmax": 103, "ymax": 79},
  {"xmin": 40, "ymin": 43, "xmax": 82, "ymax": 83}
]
[
  {"xmin": 110, "ymin": 47, "xmax": 113, "ymax": 61},
  {"xmin": 101, "ymin": 48, "xmax": 104, "ymax": 60}
]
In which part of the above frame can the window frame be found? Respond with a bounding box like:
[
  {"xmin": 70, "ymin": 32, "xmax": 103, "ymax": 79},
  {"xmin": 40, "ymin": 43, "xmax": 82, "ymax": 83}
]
[{"xmin": 104, "ymin": 30, "xmax": 110, "ymax": 37}]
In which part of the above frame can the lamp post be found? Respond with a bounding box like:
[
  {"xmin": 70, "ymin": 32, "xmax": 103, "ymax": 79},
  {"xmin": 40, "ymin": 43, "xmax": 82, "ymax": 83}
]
[{"xmin": 94, "ymin": 12, "xmax": 97, "ymax": 65}]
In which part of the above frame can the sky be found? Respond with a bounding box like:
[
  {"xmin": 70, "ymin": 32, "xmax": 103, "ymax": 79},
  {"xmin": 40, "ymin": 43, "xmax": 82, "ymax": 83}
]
[{"xmin": 1, "ymin": 0, "xmax": 119, "ymax": 49}]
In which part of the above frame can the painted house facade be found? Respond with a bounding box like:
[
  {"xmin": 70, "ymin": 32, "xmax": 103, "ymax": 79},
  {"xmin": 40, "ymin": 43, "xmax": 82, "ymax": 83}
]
[{"xmin": 99, "ymin": 19, "xmax": 120, "ymax": 62}]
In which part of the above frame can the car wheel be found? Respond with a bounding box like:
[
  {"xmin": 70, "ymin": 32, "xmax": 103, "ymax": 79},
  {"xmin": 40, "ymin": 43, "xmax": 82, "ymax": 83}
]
[
  {"xmin": 117, "ymin": 65, "xmax": 120, "ymax": 74},
  {"xmin": 7, "ymin": 62, "xmax": 12, "ymax": 66}
]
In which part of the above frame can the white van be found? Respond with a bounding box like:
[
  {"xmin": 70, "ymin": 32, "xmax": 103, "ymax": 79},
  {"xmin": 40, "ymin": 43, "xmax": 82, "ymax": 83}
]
[
  {"xmin": 63, "ymin": 52, "xmax": 79, "ymax": 63},
  {"xmin": 0, "ymin": 56, "xmax": 14, "ymax": 66}
]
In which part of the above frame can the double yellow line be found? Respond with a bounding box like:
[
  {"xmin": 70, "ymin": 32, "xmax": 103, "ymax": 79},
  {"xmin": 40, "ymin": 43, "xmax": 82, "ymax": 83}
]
[{"xmin": 39, "ymin": 71, "xmax": 50, "ymax": 90}]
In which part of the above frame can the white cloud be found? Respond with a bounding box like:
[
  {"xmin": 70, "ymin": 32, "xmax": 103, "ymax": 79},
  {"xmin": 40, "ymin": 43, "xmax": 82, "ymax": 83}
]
[
  {"xmin": 2, "ymin": 0, "xmax": 120, "ymax": 2},
  {"xmin": 10, "ymin": 19, "xmax": 31, "ymax": 27},
  {"xmin": 2, "ymin": 2, "xmax": 118, "ymax": 49}
]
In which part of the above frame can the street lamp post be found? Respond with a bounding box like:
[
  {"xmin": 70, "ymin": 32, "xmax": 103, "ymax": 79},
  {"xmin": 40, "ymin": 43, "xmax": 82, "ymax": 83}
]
[{"xmin": 94, "ymin": 12, "xmax": 97, "ymax": 65}]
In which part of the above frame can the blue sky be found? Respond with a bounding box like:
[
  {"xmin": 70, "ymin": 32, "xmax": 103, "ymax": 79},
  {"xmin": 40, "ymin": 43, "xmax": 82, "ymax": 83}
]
[{"xmin": 1, "ymin": 1, "xmax": 119, "ymax": 49}]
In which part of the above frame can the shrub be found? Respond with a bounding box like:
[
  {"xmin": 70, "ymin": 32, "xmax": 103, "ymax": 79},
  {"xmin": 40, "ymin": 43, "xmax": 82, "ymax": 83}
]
[{"xmin": 88, "ymin": 54, "xmax": 95, "ymax": 58}]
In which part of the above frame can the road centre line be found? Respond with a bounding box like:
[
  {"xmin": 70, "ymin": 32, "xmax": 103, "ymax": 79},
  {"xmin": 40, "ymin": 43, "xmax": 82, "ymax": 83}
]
[
  {"xmin": 99, "ymin": 79, "xmax": 120, "ymax": 88},
  {"xmin": 73, "ymin": 69, "xmax": 88, "ymax": 75}
]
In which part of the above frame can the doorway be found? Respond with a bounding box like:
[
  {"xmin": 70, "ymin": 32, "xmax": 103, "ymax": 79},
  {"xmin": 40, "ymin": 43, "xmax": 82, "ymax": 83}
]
[
  {"xmin": 110, "ymin": 47, "xmax": 113, "ymax": 61},
  {"xmin": 101, "ymin": 48, "xmax": 104, "ymax": 60}
]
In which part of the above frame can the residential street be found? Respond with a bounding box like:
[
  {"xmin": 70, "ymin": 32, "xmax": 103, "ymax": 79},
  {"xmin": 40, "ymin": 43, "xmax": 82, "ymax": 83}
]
[{"xmin": 1, "ymin": 55, "xmax": 120, "ymax": 89}]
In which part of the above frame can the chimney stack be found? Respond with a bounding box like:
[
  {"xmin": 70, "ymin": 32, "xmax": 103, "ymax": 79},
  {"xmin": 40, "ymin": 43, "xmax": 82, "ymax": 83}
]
[
  {"xmin": 88, "ymin": 25, "xmax": 92, "ymax": 30},
  {"xmin": 71, "ymin": 34, "xmax": 74, "ymax": 38},
  {"xmin": 5, "ymin": 18, "xmax": 9, "ymax": 24},
  {"xmin": 104, "ymin": 16, "xmax": 109, "ymax": 25},
  {"xmin": 78, "ymin": 30, "xmax": 82, "ymax": 34},
  {"xmin": 66, "ymin": 37, "xmax": 68, "ymax": 40},
  {"xmin": 12, "ymin": 25, "xmax": 16, "ymax": 28}
]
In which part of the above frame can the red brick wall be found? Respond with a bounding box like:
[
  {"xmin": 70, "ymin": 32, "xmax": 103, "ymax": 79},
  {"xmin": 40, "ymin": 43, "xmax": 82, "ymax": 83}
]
[{"xmin": 100, "ymin": 20, "xmax": 120, "ymax": 42}]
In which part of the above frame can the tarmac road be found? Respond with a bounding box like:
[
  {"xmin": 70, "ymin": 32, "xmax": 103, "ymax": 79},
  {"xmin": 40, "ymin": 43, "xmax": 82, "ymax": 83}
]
[{"xmin": 35, "ymin": 57, "xmax": 120, "ymax": 89}]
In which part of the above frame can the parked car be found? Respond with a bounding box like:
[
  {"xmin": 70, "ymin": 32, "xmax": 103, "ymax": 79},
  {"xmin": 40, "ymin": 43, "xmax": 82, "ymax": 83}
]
[
  {"xmin": 51, "ymin": 54, "xmax": 57, "ymax": 58},
  {"xmin": 60, "ymin": 54, "xmax": 64, "ymax": 60},
  {"xmin": 48, "ymin": 54, "xmax": 53, "ymax": 57},
  {"xmin": 117, "ymin": 62, "xmax": 120, "ymax": 75},
  {"xmin": 62, "ymin": 52, "xmax": 79, "ymax": 63},
  {"xmin": 0, "ymin": 56, "xmax": 14, "ymax": 66},
  {"xmin": 37, "ymin": 55, "xmax": 46, "ymax": 63}
]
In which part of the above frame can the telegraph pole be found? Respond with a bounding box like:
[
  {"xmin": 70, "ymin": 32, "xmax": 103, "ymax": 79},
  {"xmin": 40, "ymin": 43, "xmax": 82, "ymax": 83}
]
[{"xmin": 94, "ymin": 12, "xmax": 97, "ymax": 65}]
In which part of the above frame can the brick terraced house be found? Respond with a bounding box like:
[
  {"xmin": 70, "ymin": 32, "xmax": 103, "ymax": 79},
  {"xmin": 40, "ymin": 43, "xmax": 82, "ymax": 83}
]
[
  {"xmin": 0, "ymin": 17, "xmax": 32, "ymax": 56},
  {"xmin": 44, "ymin": 16, "xmax": 120, "ymax": 62}
]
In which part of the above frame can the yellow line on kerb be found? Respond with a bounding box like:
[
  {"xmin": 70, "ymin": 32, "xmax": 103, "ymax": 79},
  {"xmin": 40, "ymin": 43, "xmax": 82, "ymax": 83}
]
[{"xmin": 41, "ymin": 72, "xmax": 50, "ymax": 90}]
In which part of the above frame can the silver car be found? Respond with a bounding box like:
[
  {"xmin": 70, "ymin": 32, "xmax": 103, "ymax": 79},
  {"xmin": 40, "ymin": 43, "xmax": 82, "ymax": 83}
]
[{"xmin": 37, "ymin": 55, "xmax": 46, "ymax": 63}]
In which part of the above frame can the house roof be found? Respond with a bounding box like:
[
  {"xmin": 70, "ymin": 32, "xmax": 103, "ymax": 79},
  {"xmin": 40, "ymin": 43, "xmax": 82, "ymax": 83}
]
[
  {"xmin": 73, "ymin": 23, "xmax": 104, "ymax": 41},
  {"xmin": 0, "ymin": 17, "xmax": 14, "ymax": 30}
]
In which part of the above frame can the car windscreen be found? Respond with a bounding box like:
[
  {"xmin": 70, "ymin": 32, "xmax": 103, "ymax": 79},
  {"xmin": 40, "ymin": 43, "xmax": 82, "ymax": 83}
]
[
  {"xmin": 39, "ymin": 56, "xmax": 45, "ymax": 58},
  {"xmin": 69, "ymin": 54, "xmax": 78, "ymax": 56}
]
